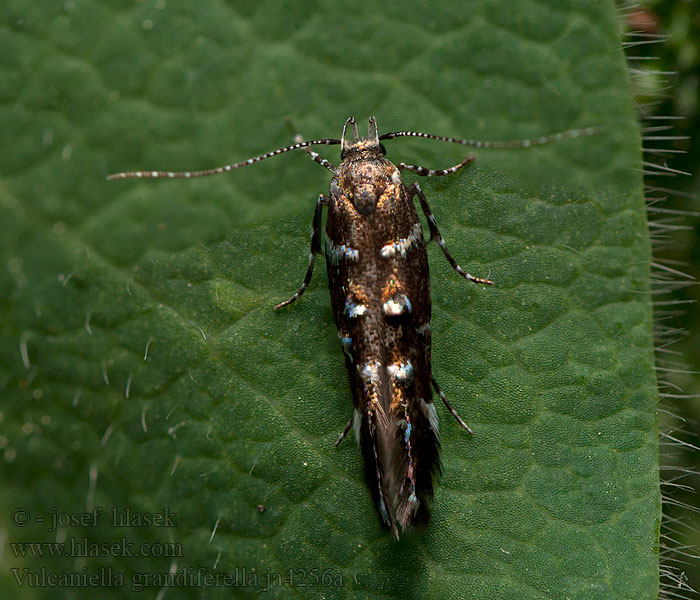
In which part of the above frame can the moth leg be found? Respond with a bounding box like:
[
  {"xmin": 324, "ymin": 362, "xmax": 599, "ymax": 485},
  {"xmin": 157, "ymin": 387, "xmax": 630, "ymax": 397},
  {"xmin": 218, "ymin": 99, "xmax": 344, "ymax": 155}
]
[
  {"xmin": 274, "ymin": 194, "xmax": 328, "ymax": 310},
  {"xmin": 399, "ymin": 155, "xmax": 474, "ymax": 177},
  {"xmin": 334, "ymin": 415, "xmax": 353, "ymax": 447},
  {"xmin": 293, "ymin": 133, "xmax": 336, "ymax": 173},
  {"xmin": 431, "ymin": 374, "xmax": 474, "ymax": 435},
  {"xmin": 407, "ymin": 182, "xmax": 494, "ymax": 286}
]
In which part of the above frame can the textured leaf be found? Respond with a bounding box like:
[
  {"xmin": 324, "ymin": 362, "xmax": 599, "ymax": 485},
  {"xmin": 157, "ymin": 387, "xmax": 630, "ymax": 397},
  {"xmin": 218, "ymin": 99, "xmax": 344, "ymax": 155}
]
[{"xmin": 0, "ymin": 1, "xmax": 659, "ymax": 599}]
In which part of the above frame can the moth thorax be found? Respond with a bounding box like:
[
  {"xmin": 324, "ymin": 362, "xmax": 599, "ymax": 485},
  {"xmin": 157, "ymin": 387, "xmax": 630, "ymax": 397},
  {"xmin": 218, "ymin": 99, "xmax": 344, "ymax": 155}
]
[
  {"xmin": 353, "ymin": 182, "xmax": 385, "ymax": 215},
  {"xmin": 349, "ymin": 165, "xmax": 388, "ymax": 215}
]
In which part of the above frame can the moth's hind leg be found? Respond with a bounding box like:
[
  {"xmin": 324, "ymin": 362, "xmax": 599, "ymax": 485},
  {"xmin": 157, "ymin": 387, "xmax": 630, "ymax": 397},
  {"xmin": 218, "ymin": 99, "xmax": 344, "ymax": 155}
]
[
  {"xmin": 431, "ymin": 374, "xmax": 474, "ymax": 435},
  {"xmin": 406, "ymin": 182, "xmax": 494, "ymax": 286},
  {"xmin": 274, "ymin": 194, "xmax": 327, "ymax": 310},
  {"xmin": 334, "ymin": 414, "xmax": 354, "ymax": 447}
]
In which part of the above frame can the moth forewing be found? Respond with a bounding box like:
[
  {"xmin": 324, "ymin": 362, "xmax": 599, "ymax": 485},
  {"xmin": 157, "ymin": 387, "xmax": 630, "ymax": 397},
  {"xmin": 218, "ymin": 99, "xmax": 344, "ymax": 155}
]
[{"xmin": 324, "ymin": 135, "xmax": 439, "ymax": 537}]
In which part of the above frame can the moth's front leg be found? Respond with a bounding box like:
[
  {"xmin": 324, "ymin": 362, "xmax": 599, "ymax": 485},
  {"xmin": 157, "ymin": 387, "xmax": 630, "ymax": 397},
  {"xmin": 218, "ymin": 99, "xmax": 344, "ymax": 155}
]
[
  {"xmin": 293, "ymin": 133, "xmax": 336, "ymax": 173},
  {"xmin": 274, "ymin": 194, "xmax": 328, "ymax": 310}
]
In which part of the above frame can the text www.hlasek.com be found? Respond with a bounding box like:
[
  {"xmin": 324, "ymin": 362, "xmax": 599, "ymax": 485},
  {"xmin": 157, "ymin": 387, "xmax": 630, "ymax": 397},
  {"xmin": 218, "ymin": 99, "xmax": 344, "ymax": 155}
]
[{"xmin": 11, "ymin": 538, "xmax": 182, "ymax": 558}]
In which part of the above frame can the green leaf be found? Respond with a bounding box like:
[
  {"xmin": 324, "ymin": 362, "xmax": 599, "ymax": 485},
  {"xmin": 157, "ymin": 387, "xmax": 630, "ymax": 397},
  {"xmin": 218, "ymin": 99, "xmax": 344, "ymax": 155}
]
[{"xmin": 0, "ymin": 1, "xmax": 659, "ymax": 599}]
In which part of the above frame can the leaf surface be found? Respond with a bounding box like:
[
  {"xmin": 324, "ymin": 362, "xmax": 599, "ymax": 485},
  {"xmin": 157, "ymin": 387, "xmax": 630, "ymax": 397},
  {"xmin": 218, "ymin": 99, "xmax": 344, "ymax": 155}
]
[{"xmin": 0, "ymin": 1, "xmax": 658, "ymax": 598}]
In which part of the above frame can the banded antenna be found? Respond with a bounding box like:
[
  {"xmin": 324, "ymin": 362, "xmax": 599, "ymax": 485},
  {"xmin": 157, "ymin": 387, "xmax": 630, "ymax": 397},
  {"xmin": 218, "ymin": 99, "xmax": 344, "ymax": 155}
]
[
  {"xmin": 379, "ymin": 126, "xmax": 602, "ymax": 149},
  {"xmin": 107, "ymin": 137, "xmax": 341, "ymax": 180},
  {"xmin": 108, "ymin": 120, "xmax": 602, "ymax": 181}
]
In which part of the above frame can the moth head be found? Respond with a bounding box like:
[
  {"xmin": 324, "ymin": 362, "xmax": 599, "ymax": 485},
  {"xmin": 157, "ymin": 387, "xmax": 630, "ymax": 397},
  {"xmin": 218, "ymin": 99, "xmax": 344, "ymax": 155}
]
[{"xmin": 340, "ymin": 116, "xmax": 387, "ymax": 160}]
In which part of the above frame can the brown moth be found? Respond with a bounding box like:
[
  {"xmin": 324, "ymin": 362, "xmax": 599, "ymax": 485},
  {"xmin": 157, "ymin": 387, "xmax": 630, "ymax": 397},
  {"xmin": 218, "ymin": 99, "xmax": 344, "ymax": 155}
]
[{"xmin": 109, "ymin": 116, "xmax": 597, "ymax": 538}]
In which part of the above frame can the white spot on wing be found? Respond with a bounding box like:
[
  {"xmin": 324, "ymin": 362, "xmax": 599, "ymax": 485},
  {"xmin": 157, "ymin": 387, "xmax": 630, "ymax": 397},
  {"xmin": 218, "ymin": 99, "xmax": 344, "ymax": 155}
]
[
  {"xmin": 416, "ymin": 321, "xmax": 431, "ymax": 335},
  {"xmin": 387, "ymin": 361, "xmax": 414, "ymax": 384},
  {"xmin": 360, "ymin": 361, "xmax": 381, "ymax": 385},
  {"xmin": 421, "ymin": 398, "xmax": 439, "ymax": 441},
  {"xmin": 325, "ymin": 233, "xmax": 359, "ymax": 265},
  {"xmin": 339, "ymin": 334, "xmax": 353, "ymax": 361},
  {"xmin": 345, "ymin": 299, "xmax": 367, "ymax": 318},
  {"xmin": 383, "ymin": 293, "xmax": 412, "ymax": 316},
  {"xmin": 353, "ymin": 408, "xmax": 362, "ymax": 445},
  {"xmin": 380, "ymin": 223, "xmax": 423, "ymax": 259}
]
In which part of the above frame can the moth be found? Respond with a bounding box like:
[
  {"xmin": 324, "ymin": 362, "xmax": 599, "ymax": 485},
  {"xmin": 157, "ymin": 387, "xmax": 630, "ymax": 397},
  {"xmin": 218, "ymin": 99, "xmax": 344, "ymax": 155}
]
[{"xmin": 109, "ymin": 117, "xmax": 596, "ymax": 539}]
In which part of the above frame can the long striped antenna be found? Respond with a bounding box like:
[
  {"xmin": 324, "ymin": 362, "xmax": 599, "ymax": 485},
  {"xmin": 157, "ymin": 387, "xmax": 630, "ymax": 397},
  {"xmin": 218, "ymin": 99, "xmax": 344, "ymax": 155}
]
[
  {"xmin": 107, "ymin": 137, "xmax": 341, "ymax": 180},
  {"xmin": 379, "ymin": 126, "xmax": 602, "ymax": 149}
]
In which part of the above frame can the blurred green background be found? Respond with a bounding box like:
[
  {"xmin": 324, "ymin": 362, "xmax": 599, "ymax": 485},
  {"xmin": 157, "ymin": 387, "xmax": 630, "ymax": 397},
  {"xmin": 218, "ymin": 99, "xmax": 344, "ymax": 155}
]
[{"xmin": 632, "ymin": 1, "xmax": 700, "ymax": 596}]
